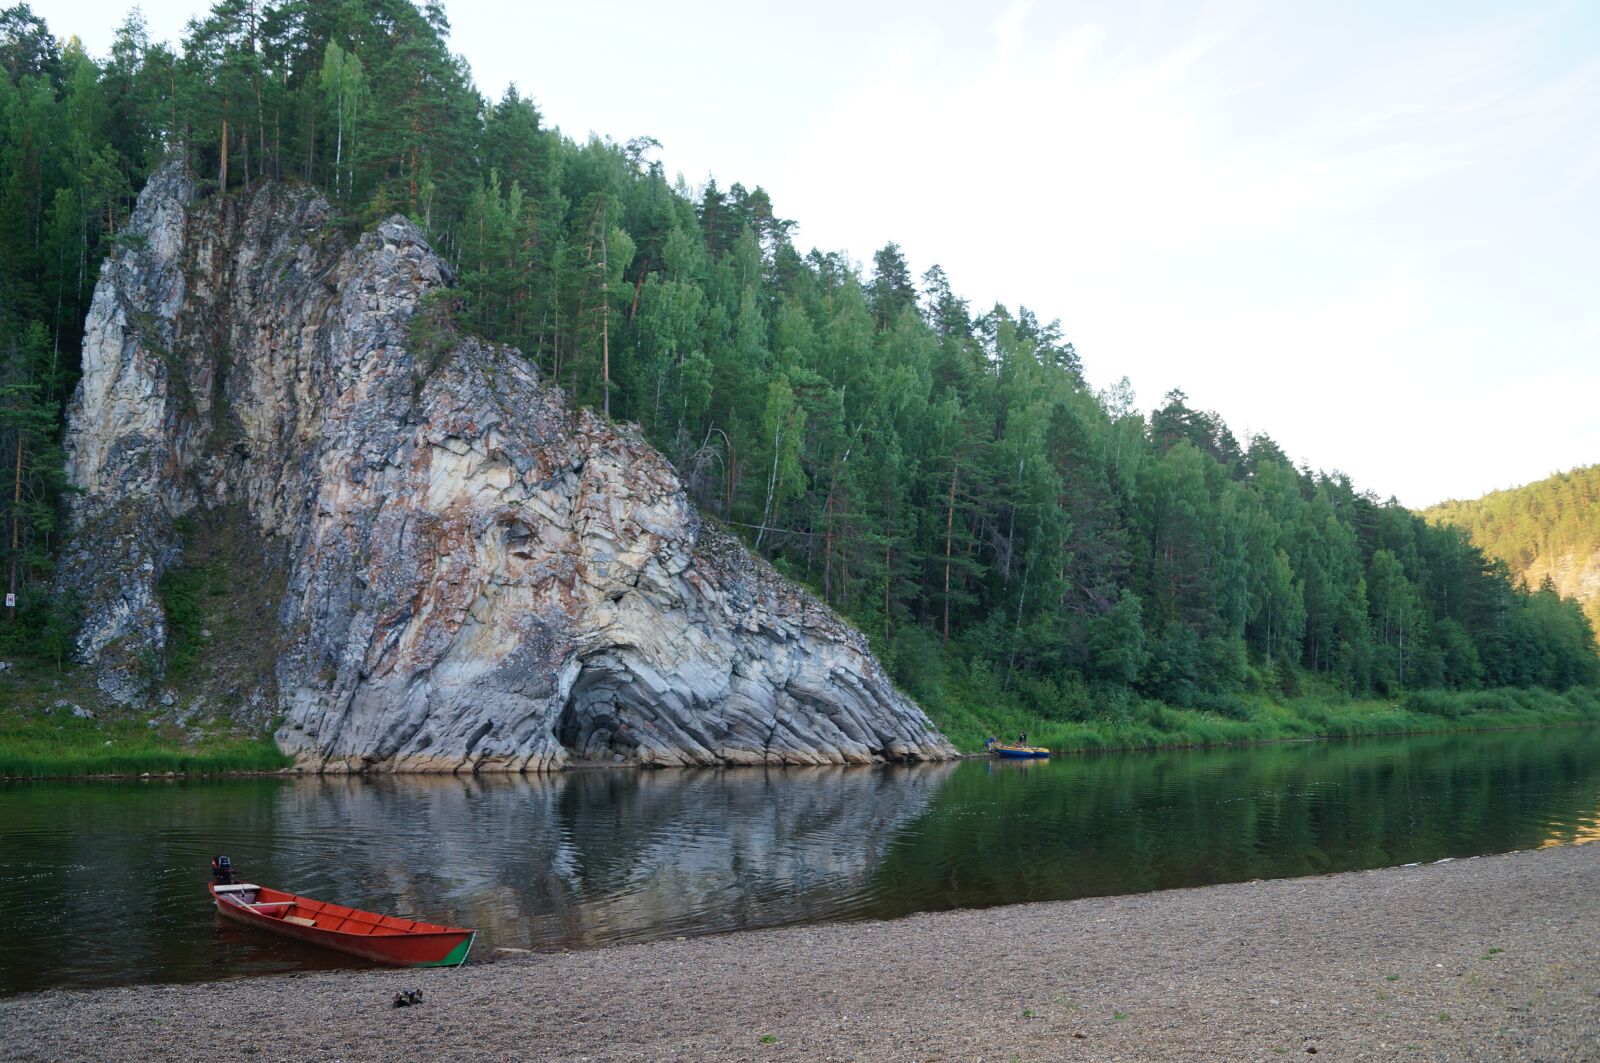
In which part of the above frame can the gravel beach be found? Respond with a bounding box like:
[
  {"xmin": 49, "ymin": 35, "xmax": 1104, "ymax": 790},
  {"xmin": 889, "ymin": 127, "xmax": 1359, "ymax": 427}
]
[{"xmin": 4, "ymin": 844, "xmax": 1596, "ymax": 1062}]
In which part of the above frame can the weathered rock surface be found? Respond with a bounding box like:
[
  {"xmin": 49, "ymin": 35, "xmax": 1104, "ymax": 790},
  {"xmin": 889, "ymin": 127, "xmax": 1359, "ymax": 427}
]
[{"xmin": 61, "ymin": 162, "xmax": 956, "ymax": 772}]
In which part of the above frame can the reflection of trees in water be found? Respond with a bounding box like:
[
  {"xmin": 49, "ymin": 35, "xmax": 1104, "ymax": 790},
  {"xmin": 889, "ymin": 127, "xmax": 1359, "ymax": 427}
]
[
  {"xmin": 272, "ymin": 763, "xmax": 958, "ymax": 949},
  {"xmin": 868, "ymin": 729, "xmax": 1600, "ymax": 918},
  {"xmin": 0, "ymin": 778, "xmax": 296, "ymax": 994},
  {"xmin": 9, "ymin": 732, "xmax": 1600, "ymax": 996}
]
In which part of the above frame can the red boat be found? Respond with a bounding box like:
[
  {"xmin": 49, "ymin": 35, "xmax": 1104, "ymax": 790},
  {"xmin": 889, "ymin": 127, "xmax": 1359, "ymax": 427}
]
[{"xmin": 208, "ymin": 858, "xmax": 476, "ymax": 968}]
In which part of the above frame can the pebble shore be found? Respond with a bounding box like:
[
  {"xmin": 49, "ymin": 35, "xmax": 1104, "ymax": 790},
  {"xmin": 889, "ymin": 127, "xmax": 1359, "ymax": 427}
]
[{"xmin": 4, "ymin": 844, "xmax": 1596, "ymax": 1061}]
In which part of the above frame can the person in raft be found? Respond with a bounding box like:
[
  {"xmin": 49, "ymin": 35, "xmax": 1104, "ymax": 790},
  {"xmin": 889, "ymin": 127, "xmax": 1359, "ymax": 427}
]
[{"xmin": 1017, "ymin": 732, "xmax": 1028, "ymax": 746}]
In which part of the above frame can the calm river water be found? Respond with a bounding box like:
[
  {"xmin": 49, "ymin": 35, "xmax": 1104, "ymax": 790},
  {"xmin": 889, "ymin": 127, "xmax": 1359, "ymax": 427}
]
[{"xmin": 4, "ymin": 728, "xmax": 1599, "ymax": 995}]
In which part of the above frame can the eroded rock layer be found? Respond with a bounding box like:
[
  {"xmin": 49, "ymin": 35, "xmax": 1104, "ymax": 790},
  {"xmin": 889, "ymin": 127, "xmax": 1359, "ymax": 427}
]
[{"xmin": 61, "ymin": 163, "xmax": 956, "ymax": 771}]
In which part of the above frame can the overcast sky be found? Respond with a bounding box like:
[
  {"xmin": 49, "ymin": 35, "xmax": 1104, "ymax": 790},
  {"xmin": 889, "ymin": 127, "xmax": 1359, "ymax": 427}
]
[{"xmin": 52, "ymin": 0, "xmax": 1600, "ymax": 507}]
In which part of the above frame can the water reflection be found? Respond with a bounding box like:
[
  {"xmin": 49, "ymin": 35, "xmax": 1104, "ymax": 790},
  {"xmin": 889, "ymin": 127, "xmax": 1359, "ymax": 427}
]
[
  {"xmin": 261, "ymin": 765, "xmax": 959, "ymax": 951},
  {"xmin": 0, "ymin": 763, "xmax": 955, "ymax": 994},
  {"xmin": 1540, "ymin": 806, "xmax": 1600, "ymax": 847},
  {"xmin": 868, "ymin": 728, "xmax": 1600, "ymax": 916},
  {"xmin": 3, "ymin": 727, "xmax": 1599, "ymax": 996}
]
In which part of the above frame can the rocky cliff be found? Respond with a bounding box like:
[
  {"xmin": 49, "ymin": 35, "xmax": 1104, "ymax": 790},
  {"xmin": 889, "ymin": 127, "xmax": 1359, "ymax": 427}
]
[{"xmin": 60, "ymin": 163, "xmax": 955, "ymax": 772}]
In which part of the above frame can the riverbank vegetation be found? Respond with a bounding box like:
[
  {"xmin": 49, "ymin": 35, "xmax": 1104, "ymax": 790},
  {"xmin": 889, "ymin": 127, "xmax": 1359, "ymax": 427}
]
[
  {"xmin": 5, "ymin": 671, "xmax": 1596, "ymax": 775},
  {"xmin": 0, "ymin": 728, "xmax": 288, "ymax": 779},
  {"xmin": 0, "ymin": 1, "xmax": 1595, "ymax": 757},
  {"xmin": 927, "ymin": 679, "xmax": 1600, "ymax": 755},
  {"xmin": 0, "ymin": 679, "xmax": 289, "ymax": 778}
]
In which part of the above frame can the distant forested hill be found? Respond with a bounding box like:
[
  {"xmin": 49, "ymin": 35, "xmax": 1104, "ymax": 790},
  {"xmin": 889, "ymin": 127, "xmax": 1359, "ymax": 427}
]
[
  {"xmin": 0, "ymin": 0, "xmax": 1595, "ymax": 730},
  {"xmin": 1424, "ymin": 467, "xmax": 1600, "ymax": 637}
]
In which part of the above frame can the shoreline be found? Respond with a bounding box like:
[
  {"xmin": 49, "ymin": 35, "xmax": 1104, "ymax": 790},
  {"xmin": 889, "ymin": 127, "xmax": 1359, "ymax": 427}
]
[
  {"xmin": 4, "ymin": 845, "xmax": 1596, "ymax": 1060},
  {"xmin": 4, "ymin": 717, "xmax": 1597, "ymax": 782},
  {"xmin": 949, "ymin": 716, "xmax": 1600, "ymax": 759}
]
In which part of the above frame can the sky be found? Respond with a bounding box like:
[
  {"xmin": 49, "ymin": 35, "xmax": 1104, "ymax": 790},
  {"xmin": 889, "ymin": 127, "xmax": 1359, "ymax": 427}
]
[{"xmin": 53, "ymin": 0, "xmax": 1600, "ymax": 508}]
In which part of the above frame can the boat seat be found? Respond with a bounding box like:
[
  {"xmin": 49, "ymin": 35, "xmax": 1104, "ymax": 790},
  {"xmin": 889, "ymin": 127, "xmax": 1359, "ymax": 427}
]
[
  {"xmin": 214, "ymin": 884, "xmax": 261, "ymax": 893},
  {"xmin": 283, "ymin": 916, "xmax": 317, "ymax": 928}
]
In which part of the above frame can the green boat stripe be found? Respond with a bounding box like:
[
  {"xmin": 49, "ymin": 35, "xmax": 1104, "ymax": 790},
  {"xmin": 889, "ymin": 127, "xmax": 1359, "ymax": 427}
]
[{"xmin": 416, "ymin": 931, "xmax": 476, "ymax": 968}]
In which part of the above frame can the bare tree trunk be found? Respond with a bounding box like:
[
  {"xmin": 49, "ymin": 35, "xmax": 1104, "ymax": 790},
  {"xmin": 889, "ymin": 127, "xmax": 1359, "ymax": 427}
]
[
  {"xmin": 578, "ymin": 198, "xmax": 608, "ymax": 413},
  {"xmin": 755, "ymin": 419, "xmax": 785, "ymax": 551},
  {"xmin": 884, "ymin": 541, "xmax": 892, "ymax": 639},
  {"xmin": 1006, "ymin": 552, "xmax": 1033, "ymax": 687},
  {"xmin": 551, "ymin": 296, "xmax": 561, "ymax": 382},
  {"xmin": 600, "ymin": 224, "xmax": 610, "ymax": 419},
  {"xmin": 333, "ymin": 83, "xmax": 343, "ymax": 197},
  {"xmin": 408, "ymin": 72, "xmax": 421, "ymax": 210},
  {"xmin": 823, "ymin": 476, "xmax": 835, "ymax": 603},
  {"xmin": 219, "ymin": 111, "xmax": 229, "ymax": 194},
  {"xmin": 170, "ymin": 69, "xmax": 178, "ymax": 162},
  {"xmin": 256, "ymin": 79, "xmax": 264, "ymax": 182},
  {"xmin": 943, "ymin": 460, "xmax": 959, "ymax": 644},
  {"xmin": 305, "ymin": 94, "xmax": 314, "ymax": 183},
  {"xmin": 8, "ymin": 432, "xmax": 22, "ymax": 622}
]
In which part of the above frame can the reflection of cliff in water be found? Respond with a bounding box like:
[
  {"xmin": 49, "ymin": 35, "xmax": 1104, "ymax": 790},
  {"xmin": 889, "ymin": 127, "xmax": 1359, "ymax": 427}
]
[
  {"xmin": 7, "ymin": 730, "xmax": 1600, "ymax": 997},
  {"xmin": 272, "ymin": 762, "xmax": 958, "ymax": 950}
]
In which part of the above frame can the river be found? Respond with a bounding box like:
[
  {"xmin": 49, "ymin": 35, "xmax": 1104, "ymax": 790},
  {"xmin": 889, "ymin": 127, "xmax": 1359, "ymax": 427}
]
[{"xmin": 3, "ymin": 727, "xmax": 1598, "ymax": 996}]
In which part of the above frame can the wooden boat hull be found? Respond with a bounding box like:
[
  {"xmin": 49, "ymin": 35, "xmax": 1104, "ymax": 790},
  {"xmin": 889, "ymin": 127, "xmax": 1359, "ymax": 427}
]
[
  {"xmin": 991, "ymin": 744, "xmax": 1050, "ymax": 758},
  {"xmin": 209, "ymin": 883, "xmax": 475, "ymax": 967}
]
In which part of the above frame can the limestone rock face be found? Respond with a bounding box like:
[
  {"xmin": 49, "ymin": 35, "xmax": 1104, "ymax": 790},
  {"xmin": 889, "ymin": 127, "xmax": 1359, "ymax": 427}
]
[{"xmin": 61, "ymin": 163, "xmax": 956, "ymax": 771}]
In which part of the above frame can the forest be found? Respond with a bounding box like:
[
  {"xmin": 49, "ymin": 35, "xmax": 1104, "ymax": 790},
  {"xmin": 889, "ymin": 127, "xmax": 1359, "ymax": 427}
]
[
  {"xmin": 1424, "ymin": 467, "xmax": 1600, "ymax": 637},
  {"xmin": 0, "ymin": 0, "xmax": 1595, "ymax": 749}
]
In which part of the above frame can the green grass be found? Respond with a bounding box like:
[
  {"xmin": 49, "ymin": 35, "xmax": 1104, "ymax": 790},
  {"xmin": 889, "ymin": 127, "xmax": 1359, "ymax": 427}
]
[
  {"xmin": 0, "ymin": 665, "xmax": 289, "ymax": 779},
  {"xmin": 913, "ymin": 670, "xmax": 1600, "ymax": 755},
  {"xmin": 0, "ymin": 717, "xmax": 289, "ymax": 778},
  {"xmin": 869, "ymin": 615, "xmax": 1600, "ymax": 755},
  {"xmin": 156, "ymin": 554, "xmax": 230, "ymax": 681}
]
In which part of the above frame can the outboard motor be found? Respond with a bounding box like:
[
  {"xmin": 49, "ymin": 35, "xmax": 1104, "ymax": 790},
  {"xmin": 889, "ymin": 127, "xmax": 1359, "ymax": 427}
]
[{"xmin": 211, "ymin": 855, "xmax": 236, "ymax": 886}]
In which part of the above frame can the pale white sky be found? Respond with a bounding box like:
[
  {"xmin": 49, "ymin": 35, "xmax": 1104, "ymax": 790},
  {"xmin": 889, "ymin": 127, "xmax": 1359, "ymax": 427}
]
[{"xmin": 54, "ymin": 0, "xmax": 1600, "ymax": 508}]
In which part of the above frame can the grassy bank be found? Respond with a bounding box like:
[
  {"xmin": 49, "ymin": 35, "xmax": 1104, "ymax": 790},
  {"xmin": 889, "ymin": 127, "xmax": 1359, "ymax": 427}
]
[
  {"xmin": 0, "ymin": 668, "xmax": 289, "ymax": 779},
  {"xmin": 922, "ymin": 677, "xmax": 1600, "ymax": 754},
  {"xmin": 0, "ymin": 712, "xmax": 290, "ymax": 778},
  {"xmin": 5, "ymin": 648, "xmax": 1597, "ymax": 776}
]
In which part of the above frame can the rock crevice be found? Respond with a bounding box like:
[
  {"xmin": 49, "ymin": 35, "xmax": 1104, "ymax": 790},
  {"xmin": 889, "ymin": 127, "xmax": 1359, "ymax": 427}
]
[{"xmin": 61, "ymin": 163, "xmax": 956, "ymax": 771}]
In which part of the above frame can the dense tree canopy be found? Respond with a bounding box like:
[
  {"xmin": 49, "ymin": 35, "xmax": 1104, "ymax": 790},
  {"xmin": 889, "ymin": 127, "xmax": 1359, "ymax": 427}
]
[
  {"xmin": 1, "ymin": 0, "xmax": 1595, "ymax": 708},
  {"xmin": 1424, "ymin": 466, "xmax": 1600, "ymax": 638}
]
